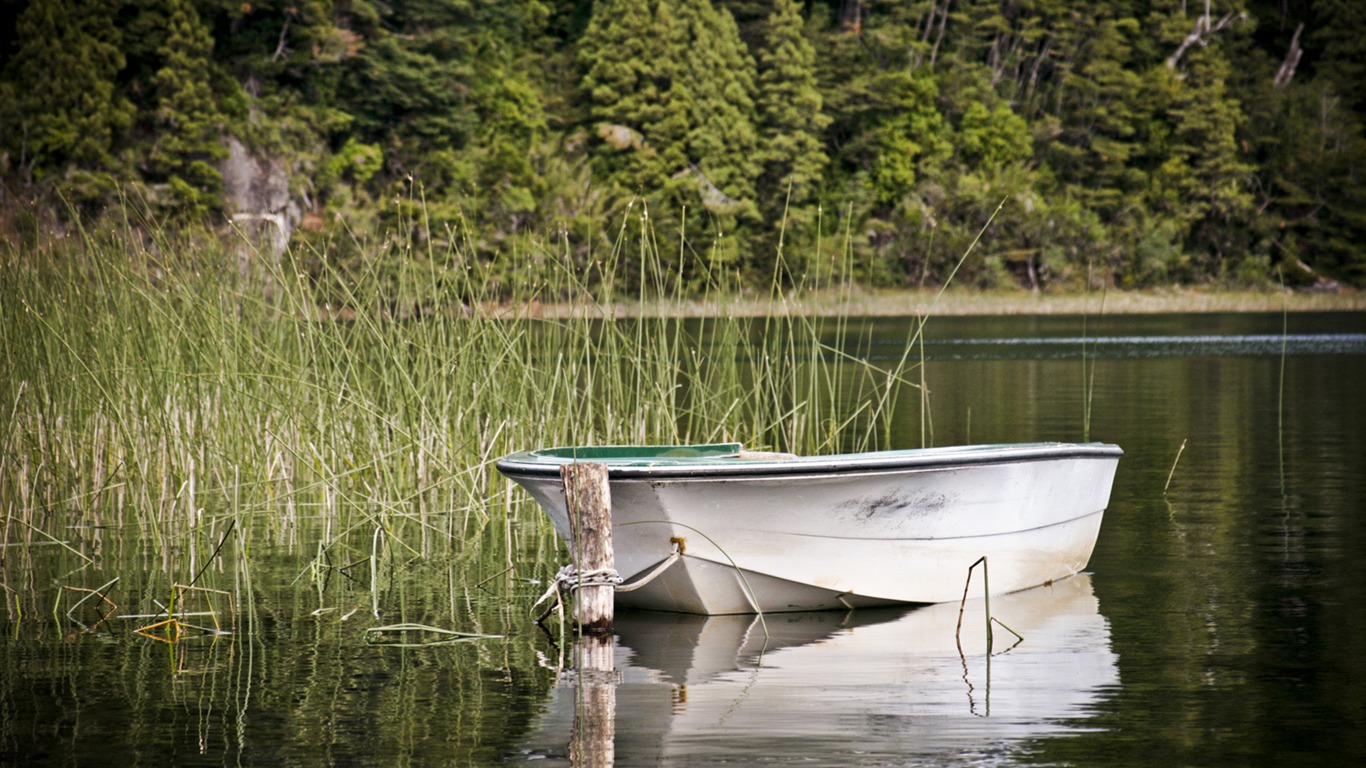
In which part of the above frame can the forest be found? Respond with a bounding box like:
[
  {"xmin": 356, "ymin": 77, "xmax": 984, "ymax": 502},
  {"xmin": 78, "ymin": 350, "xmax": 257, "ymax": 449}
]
[{"xmin": 2, "ymin": 0, "xmax": 1364, "ymax": 295}]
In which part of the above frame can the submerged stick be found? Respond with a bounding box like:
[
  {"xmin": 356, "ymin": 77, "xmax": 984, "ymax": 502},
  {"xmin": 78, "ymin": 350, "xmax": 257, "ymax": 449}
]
[
  {"xmin": 364, "ymin": 623, "xmax": 501, "ymax": 646},
  {"xmin": 186, "ymin": 519, "xmax": 236, "ymax": 591}
]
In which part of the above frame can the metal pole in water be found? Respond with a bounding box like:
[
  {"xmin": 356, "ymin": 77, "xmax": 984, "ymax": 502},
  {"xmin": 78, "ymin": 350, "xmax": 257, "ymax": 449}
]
[{"xmin": 561, "ymin": 462, "xmax": 614, "ymax": 634}]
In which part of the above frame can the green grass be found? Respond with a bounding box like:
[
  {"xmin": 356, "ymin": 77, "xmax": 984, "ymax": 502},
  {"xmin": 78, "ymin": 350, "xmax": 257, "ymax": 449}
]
[{"xmin": 0, "ymin": 205, "xmax": 924, "ymax": 619}]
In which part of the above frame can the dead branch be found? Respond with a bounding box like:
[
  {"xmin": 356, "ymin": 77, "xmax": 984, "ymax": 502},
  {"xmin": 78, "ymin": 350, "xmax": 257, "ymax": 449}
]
[{"xmin": 1166, "ymin": 11, "xmax": 1247, "ymax": 70}]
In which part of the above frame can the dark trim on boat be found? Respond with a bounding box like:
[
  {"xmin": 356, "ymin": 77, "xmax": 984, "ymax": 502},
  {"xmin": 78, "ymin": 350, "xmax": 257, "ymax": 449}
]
[{"xmin": 496, "ymin": 443, "xmax": 1124, "ymax": 481}]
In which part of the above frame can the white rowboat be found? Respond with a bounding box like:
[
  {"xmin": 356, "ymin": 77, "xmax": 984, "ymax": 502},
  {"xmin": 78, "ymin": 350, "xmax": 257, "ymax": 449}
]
[{"xmin": 496, "ymin": 442, "xmax": 1122, "ymax": 614}]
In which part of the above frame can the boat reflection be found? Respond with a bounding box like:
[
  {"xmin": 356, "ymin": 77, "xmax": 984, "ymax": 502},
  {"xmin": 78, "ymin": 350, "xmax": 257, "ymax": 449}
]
[{"xmin": 513, "ymin": 574, "xmax": 1117, "ymax": 765}]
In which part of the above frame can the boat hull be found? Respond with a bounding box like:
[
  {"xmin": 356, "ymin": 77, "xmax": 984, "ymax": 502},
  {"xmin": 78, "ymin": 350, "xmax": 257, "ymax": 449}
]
[{"xmin": 497, "ymin": 443, "xmax": 1121, "ymax": 614}]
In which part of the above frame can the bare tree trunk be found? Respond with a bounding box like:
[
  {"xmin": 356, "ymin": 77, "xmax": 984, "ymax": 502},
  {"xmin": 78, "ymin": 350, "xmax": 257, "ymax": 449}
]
[
  {"xmin": 1024, "ymin": 39, "xmax": 1052, "ymax": 103},
  {"xmin": 1274, "ymin": 23, "xmax": 1304, "ymax": 88},
  {"xmin": 930, "ymin": 0, "xmax": 951, "ymax": 67},
  {"xmin": 840, "ymin": 0, "xmax": 863, "ymax": 34}
]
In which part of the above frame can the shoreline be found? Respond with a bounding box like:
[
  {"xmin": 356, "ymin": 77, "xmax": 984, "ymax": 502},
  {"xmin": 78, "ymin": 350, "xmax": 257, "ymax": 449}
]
[{"xmin": 503, "ymin": 286, "xmax": 1366, "ymax": 319}]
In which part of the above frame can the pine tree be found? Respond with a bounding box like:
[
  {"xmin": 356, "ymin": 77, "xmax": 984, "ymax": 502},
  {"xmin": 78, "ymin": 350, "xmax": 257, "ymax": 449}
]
[
  {"xmin": 755, "ymin": 0, "xmax": 830, "ymax": 217},
  {"xmin": 1312, "ymin": 0, "xmax": 1366, "ymax": 118},
  {"xmin": 657, "ymin": 0, "xmax": 763, "ymax": 277},
  {"xmin": 1148, "ymin": 6, "xmax": 1255, "ymax": 272},
  {"xmin": 646, "ymin": 0, "xmax": 693, "ymax": 184},
  {"xmin": 580, "ymin": 0, "xmax": 675, "ymax": 188},
  {"xmin": 581, "ymin": 0, "xmax": 760, "ymax": 207},
  {"xmin": 670, "ymin": 0, "xmax": 760, "ymax": 214},
  {"xmin": 1039, "ymin": 9, "xmax": 1149, "ymax": 218},
  {"xmin": 336, "ymin": 0, "xmax": 484, "ymax": 194},
  {"xmin": 148, "ymin": 0, "xmax": 228, "ymax": 215},
  {"xmin": 2, "ymin": 0, "xmax": 133, "ymax": 179},
  {"xmin": 868, "ymin": 67, "xmax": 950, "ymax": 209}
]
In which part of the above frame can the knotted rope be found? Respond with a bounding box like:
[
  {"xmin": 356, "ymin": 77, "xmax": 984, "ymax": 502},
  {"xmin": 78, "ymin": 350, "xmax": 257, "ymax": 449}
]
[
  {"xmin": 533, "ymin": 564, "xmax": 623, "ymax": 610},
  {"xmin": 533, "ymin": 543, "xmax": 683, "ymax": 623}
]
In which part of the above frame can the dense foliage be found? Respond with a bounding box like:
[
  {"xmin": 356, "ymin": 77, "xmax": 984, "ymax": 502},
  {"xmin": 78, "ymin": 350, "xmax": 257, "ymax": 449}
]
[{"xmin": 2, "ymin": 0, "xmax": 1363, "ymax": 291}]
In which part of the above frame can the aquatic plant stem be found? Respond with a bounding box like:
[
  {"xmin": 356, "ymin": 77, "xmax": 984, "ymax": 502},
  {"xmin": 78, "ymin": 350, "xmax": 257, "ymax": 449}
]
[
  {"xmin": 928, "ymin": 196, "xmax": 1007, "ymax": 315},
  {"xmin": 1278, "ymin": 268, "xmax": 1288, "ymax": 492},
  {"xmin": 911, "ymin": 197, "xmax": 1007, "ymax": 448},
  {"xmin": 955, "ymin": 556, "xmax": 1021, "ymax": 656},
  {"xmin": 1164, "ymin": 439, "xmax": 1188, "ymax": 494},
  {"xmin": 1081, "ymin": 265, "xmax": 1108, "ymax": 443}
]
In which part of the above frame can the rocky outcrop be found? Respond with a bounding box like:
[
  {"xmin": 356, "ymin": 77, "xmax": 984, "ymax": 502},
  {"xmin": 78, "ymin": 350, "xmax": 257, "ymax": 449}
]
[{"xmin": 221, "ymin": 136, "xmax": 300, "ymax": 288}]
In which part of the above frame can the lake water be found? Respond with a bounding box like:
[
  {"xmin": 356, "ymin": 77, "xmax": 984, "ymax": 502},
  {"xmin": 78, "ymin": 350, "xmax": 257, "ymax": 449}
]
[{"xmin": 4, "ymin": 311, "xmax": 1365, "ymax": 766}]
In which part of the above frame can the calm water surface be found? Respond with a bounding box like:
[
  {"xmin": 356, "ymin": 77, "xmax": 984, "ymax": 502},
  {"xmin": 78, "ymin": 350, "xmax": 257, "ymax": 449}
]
[{"xmin": 4, "ymin": 311, "xmax": 1364, "ymax": 766}]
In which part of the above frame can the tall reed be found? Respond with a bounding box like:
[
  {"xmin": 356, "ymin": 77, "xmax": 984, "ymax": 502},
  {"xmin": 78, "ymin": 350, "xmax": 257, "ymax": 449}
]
[{"xmin": 1, "ymin": 201, "xmax": 925, "ymax": 613}]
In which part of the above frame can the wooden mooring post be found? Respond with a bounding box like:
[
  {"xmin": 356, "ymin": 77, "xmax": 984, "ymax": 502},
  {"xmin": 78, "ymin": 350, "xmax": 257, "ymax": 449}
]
[
  {"xmin": 561, "ymin": 462, "xmax": 617, "ymax": 766},
  {"xmin": 561, "ymin": 462, "xmax": 614, "ymax": 634}
]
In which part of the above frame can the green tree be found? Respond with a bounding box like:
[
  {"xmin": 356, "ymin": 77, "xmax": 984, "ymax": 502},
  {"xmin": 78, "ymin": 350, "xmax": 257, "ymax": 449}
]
[
  {"xmin": 581, "ymin": 0, "xmax": 760, "ymax": 208},
  {"xmin": 1247, "ymin": 78, "xmax": 1366, "ymax": 285},
  {"xmin": 579, "ymin": 0, "xmax": 760, "ymax": 278},
  {"xmin": 666, "ymin": 0, "xmax": 761, "ymax": 273},
  {"xmin": 2, "ymin": 0, "xmax": 133, "ymax": 184},
  {"xmin": 146, "ymin": 0, "xmax": 229, "ymax": 215},
  {"xmin": 1312, "ymin": 0, "xmax": 1366, "ymax": 118},
  {"xmin": 1147, "ymin": 4, "xmax": 1255, "ymax": 276},
  {"xmin": 755, "ymin": 0, "xmax": 830, "ymax": 222},
  {"xmin": 810, "ymin": 2, "xmax": 950, "ymax": 210},
  {"xmin": 673, "ymin": 0, "xmax": 760, "ymax": 209},
  {"xmin": 1037, "ymin": 10, "xmax": 1148, "ymax": 219},
  {"xmin": 579, "ymin": 0, "xmax": 680, "ymax": 188},
  {"xmin": 869, "ymin": 68, "xmax": 950, "ymax": 210}
]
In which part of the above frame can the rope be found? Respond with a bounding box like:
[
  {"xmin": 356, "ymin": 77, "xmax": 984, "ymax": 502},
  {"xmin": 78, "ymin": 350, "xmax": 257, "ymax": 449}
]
[
  {"xmin": 532, "ymin": 542, "xmax": 683, "ymax": 615},
  {"xmin": 533, "ymin": 565, "xmax": 622, "ymax": 608},
  {"xmin": 616, "ymin": 547, "xmax": 682, "ymax": 593}
]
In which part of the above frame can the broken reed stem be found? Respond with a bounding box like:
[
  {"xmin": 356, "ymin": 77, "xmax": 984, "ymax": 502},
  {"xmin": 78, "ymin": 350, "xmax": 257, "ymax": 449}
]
[
  {"xmin": 10, "ymin": 517, "xmax": 93, "ymax": 564},
  {"xmin": 956, "ymin": 556, "xmax": 994, "ymax": 654},
  {"xmin": 60, "ymin": 578, "xmax": 120, "ymax": 629},
  {"xmin": 1164, "ymin": 438, "xmax": 1188, "ymax": 494},
  {"xmin": 990, "ymin": 616, "xmax": 1024, "ymax": 645}
]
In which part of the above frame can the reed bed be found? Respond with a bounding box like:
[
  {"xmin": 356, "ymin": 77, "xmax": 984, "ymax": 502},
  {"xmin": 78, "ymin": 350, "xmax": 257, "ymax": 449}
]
[{"xmin": 0, "ymin": 205, "xmax": 924, "ymax": 621}]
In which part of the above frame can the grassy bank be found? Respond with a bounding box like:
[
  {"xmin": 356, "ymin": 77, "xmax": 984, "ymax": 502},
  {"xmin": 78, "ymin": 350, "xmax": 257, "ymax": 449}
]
[{"xmin": 510, "ymin": 286, "xmax": 1366, "ymax": 319}]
